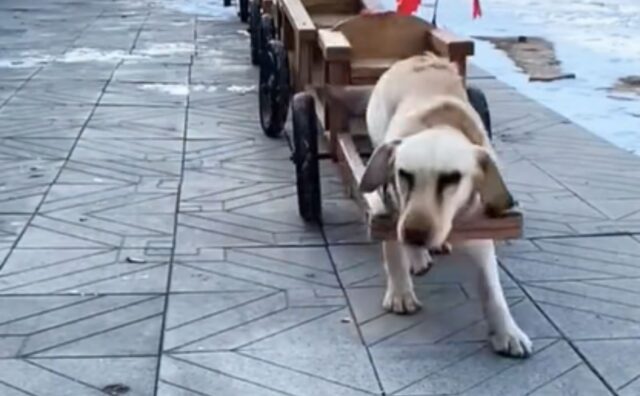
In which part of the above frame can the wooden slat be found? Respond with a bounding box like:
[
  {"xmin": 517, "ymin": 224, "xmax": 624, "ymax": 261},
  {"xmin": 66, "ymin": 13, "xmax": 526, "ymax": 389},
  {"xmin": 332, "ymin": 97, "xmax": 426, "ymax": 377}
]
[
  {"xmin": 428, "ymin": 27, "xmax": 475, "ymax": 59},
  {"xmin": 318, "ymin": 29, "xmax": 351, "ymax": 61},
  {"xmin": 336, "ymin": 133, "xmax": 386, "ymax": 209},
  {"xmin": 369, "ymin": 210, "xmax": 523, "ymax": 241},
  {"xmin": 351, "ymin": 58, "xmax": 396, "ymax": 84},
  {"xmin": 302, "ymin": 0, "xmax": 361, "ymax": 14},
  {"xmin": 332, "ymin": 14, "xmax": 430, "ymax": 60},
  {"xmin": 281, "ymin": 0, "xmax": 316, "ymax": 40}
]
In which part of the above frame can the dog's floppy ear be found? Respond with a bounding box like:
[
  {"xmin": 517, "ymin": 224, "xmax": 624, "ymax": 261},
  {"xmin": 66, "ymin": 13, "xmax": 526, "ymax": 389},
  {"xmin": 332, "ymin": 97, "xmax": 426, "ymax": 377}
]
[
  {"xmin": 324, "ymin": 85, "xmax": 373, "ymax": 117},
  {"xmin": 360, "ymin": 140, "xmax": 400, "ymax": 192},
  {"xmin": 474, "ymin": 147, "xmax": 515, "ymax": 216}
]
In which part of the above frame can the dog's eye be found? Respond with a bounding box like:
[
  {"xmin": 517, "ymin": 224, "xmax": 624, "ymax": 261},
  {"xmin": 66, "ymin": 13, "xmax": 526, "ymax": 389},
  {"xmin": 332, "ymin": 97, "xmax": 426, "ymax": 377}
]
[
  {"xmin": 398, "ymin": 169, "xmax": 414, "ymax": 191},
  {"xmin": 437, "ymin": 171, "xmax": 462, "ymax": 196}
]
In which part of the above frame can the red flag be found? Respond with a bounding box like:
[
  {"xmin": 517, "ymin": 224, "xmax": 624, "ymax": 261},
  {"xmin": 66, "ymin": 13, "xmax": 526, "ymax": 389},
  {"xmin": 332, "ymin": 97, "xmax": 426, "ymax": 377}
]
[
  {"xmin": 395, "ymin": 0, "xmax": 482, "ymax": 19},
  {"xmin": 473, "ymin": 0, "xmax": 482, "ymax": 18},
  {"xmin": 396, "ymin": 0, "xmax": 420, "ymax": 15}
]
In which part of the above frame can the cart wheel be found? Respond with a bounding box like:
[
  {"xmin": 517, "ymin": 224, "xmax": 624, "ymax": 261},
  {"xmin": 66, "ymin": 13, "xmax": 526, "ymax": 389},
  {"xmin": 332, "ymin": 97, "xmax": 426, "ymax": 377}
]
[
  {"xmin": 249, "ymin": 0, "xmax": 262, "ymax": 65},
  {"xmin": 292, "ymin": 93, "xmax": 322, "ymax": 223},
  {"xmin": 239, "ymin": 0, "xmax": 249, "ymax": 22},
  {"xmin": 466, "ymin": 86, "xmax": 492, "ymax": 140},
  {"xmin": 223, "ymin": 0, "xmax": 231, "ymax": 6},
  {"xmin": 259, "ymin": 39, "xmax": 290, "ymax": 138},
  {"xmin": 259, "ymin": 14, "xmax": 275, "ymax": 65}
]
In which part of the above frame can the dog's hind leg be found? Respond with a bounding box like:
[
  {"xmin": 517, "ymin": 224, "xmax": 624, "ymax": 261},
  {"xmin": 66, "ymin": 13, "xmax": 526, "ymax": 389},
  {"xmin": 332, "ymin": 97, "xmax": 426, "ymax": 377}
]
[
  {"xmin": 462, "ymin": 240, "xmax": 532, "ymax": 358},
  {"xmin": 382, "ymin": 241, "xmax": 422, "ymax": 314}
]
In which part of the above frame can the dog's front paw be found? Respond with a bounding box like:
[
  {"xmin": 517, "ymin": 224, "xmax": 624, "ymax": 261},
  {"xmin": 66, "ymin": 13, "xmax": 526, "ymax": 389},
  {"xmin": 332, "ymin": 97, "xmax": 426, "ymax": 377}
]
[
  {"xmin": 383, "ymin": 288, "xmax": 422, "ymax": 314},
  {"xmin": 490, "ymin": 325, "xmax": 532, "ymax": 358},
  {"xmin": 410, "ymin": 251, "xmax": 432, "ymax": 276},
  {"xmin": 429, "ymin": 242, "xmax": 452, "ymax": 255}
]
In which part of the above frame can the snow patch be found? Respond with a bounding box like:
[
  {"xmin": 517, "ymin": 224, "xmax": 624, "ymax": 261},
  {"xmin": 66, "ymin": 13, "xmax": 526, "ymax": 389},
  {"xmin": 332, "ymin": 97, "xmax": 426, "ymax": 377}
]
[
  {"xmin": 138, "ymin": 83, "xmax": 219, "ymax": 95},
  {"xmin": 227, "ymin": 85, "xmax": 256, "ymax": 94}
]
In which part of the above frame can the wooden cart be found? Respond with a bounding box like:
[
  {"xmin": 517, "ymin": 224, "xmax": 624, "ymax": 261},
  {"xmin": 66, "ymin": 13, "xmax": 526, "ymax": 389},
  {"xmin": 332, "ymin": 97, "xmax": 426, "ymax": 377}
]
[
  {"xmin": 255, "ymin": 0, "xmax": 364, "ymax": 137},
  {"xmin": 286, "ymin": 13, "xmax": 522, "ymax": 242}
]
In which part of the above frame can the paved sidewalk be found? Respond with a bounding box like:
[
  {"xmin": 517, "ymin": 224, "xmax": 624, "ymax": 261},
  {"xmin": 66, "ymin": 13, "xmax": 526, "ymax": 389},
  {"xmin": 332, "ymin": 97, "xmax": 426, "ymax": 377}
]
[{"xmin": 1, "ymin": 1, "xmax": 640, "ymax": 395}]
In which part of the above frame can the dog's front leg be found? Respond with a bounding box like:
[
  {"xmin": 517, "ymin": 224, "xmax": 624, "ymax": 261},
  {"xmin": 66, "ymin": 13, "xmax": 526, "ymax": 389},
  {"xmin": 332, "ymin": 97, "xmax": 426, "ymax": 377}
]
[
  {"xmin": 463, "ymin": 240, "xmax": 532, "ymax": 358},
  {"xmin": 382, "ymin": 241, "xmax": 421, "ymax": 314}
]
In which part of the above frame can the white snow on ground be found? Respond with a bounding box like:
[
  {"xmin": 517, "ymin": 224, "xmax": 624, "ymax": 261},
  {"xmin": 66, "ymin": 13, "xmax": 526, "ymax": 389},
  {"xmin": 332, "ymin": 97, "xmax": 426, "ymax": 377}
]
[
  {"xmin": 0, "ymin": 44, "xmax": 196, "ymax": 68},
  {"xmin": 138, "ymin": 83, "xmax": 219, "ymax": 95},
  {"xmin": 227, "ymin": 84, "xmax": 256, "ymax": 94},
  {"xmin": 159, "ymin": 0, "xmax": 238, "ymax": 19},
  {"xmin": 410, "ymin": 0, "xmax": 640, "ymax": 154}
]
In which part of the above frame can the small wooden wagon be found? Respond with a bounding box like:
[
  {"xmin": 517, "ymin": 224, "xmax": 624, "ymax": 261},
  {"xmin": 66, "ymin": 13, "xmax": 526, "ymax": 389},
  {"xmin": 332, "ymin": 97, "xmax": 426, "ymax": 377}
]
[
  {"xmin": 253, "ymin": 0, "xmax": 365, "ymax": 136},
  {"xmin": 264, "ymin": 12, "xmax": 522, "ymax": 241}
]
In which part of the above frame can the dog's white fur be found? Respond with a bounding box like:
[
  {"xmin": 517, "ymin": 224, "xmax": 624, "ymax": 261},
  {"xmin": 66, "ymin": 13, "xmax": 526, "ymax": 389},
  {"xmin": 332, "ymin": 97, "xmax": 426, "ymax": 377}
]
[{"xmin": 329, "ymin": 54, "xmax": 531, "ymax": 358}]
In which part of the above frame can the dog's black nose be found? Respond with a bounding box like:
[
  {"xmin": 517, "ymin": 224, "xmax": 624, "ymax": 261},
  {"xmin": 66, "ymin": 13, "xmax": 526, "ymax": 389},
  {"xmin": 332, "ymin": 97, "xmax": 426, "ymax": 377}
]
[{"xmin": 403, "ymin": 228, "xmax": 430, "ymax": 246}]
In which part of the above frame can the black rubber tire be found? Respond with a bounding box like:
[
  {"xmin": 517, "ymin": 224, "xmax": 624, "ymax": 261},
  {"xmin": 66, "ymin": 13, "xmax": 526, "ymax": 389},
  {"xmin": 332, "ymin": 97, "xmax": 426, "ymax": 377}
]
[
  {"xmin": 239, "ymin": 0, "xmax": 249, "ymax": 22},
  {"xmin": 259, "ymin": 14, "xmax": 275, "ymax": 66},
  {"xmin": 249, "ymin": 0, "xmax": 261, "ymax": 65},
  {"xmin": 466, "ymin": 86, "xmax": 492, "ymax": 140},
  {"xmin": 223, "ymin": 0, "xmax": 231, "ymax": 6},
  {"xmin": 292, "ymin": 93, "xmax": 322, "ymax": 223},
  {"xmin": 259, "ymin": 39, "xmax": 290, "ymax": 138}
]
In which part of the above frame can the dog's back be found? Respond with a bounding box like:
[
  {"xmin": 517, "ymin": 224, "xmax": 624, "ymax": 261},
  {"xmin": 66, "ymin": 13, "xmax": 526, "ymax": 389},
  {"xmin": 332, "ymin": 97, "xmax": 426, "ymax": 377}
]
[{"xmin": 366, "ymin": 53, "xmax": 470, "ymax": 146}]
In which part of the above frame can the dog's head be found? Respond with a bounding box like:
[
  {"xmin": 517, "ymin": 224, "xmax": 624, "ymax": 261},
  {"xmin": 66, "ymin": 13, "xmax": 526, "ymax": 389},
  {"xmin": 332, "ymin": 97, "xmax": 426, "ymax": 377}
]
[{"xmin": 360, "ymin": 128, "xmax": 514, "ymax": 248}]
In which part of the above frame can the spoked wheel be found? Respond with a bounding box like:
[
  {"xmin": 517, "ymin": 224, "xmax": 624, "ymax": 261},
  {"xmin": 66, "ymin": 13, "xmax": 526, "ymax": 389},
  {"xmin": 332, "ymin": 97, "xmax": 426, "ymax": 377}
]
[
  {"xmin": 249, "ymin": 0, "xmax": 262, "ymax": 65},
  {"xmin": 259, "ymin": 38, "xmax": 290, "ymax": 138},
  {"xmin": 466, "ymin": 86, "xmax": 492, "ymax": 140},
  {"xmin": 238, "ymin": 0, "xmax": 249, "ymax": 22},
  {"xmin": 259, "ymin": 14, "xmax": 275, "ymax": 65},
  {"xmin": 292, "ymin": 93, "xmax": 322, "ymax": 223}
]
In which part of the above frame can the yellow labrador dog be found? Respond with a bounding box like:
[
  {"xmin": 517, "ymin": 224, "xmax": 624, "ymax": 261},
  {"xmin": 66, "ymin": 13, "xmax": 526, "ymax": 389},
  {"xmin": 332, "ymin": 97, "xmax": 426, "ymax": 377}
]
[{"xmin": 329, "ymin": 54, "xmax": 531, "ymax": 358}]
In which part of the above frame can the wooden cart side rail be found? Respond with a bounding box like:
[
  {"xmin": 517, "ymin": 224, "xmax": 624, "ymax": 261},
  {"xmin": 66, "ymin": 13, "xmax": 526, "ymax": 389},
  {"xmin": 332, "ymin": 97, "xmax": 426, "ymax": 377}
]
[
  {"xmin": 280, "ymin": 0, "xmax": 317, "ymax": 40},
  {"xmin": 428, "ymin": 27, "xmax": 474, "ymax": 60},
  {"xmin": 336, "ymin": 132, "xmax": 386, "ymax": 215},
  {"xmin": 428, "ymin": 27, "xmax": 474, "ymax": 76},
  {"xmin": 318, "ymin": 29, "xmax": 351, "ymax": 61}
]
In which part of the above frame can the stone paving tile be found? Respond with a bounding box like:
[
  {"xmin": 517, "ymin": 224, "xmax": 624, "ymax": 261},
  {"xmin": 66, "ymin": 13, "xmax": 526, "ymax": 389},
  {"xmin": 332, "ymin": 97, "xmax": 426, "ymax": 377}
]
[
  {"xmin": 0, "ymin": 248, "xmax": 170, "ymax": 294},
  {"xmin": 8, "ymin": 79, "xmax": 107, "ymax": 106},
  {"xmin": 0, "ymin": 104, "xmax": 93, "ymax": 138},
  {"xmin": 523, "ymin": 280, "xmax": 640, "ymax": 340},
  {"xmin": 112, "ymin": 60, "xmax": 190, "ymax": 84},
  {"xmin": 382, "ymin": 340, "xmax": 612, "ymax": 396},
  {"xmin": 500, "ymin": 236, "xmax": 640, "ymax": 281},
  {"xmin": 82, "ymin": 104, "xmax": 186, "ymax": 139},
  {"xmin": 0, "ymin": 294, "xmax": 164, "ymax": 358},
  {"xmin": 0, "ymin": 160, "xmax": 63, "ymax": 214},
  {"xmin": 577, "ymin": 340, "xmax": 640, "ymax": 396},
  {"xmin": 0, "ymin": 138, "xmax": 76, "ymax": 160},
  {"xmin": 0, "ymin": 357, "xmax": 156, "ymax": 396},
  {"xmin": 171, "ymin": 246, "xmax": 341, "ymax": 292}
]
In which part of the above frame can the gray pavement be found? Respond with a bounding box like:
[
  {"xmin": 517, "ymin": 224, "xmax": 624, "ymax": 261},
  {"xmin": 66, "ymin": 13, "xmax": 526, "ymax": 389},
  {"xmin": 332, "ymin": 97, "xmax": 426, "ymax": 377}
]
[{"xmin": 1, "ymin": 1, "xmax": 639, "ymax": 395}]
